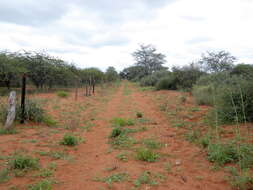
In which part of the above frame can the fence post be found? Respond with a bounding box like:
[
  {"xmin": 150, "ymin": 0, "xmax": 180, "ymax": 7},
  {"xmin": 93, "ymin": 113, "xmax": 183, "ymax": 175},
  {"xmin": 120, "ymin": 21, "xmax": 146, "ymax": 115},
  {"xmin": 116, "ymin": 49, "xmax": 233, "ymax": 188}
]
[
  {"xmin": 20, "ymin": 74, "xmax": 26, "ymax": 124},
  {"xmin": 4, "ymin": 91, "xmax": 16, "ymax": 130}
]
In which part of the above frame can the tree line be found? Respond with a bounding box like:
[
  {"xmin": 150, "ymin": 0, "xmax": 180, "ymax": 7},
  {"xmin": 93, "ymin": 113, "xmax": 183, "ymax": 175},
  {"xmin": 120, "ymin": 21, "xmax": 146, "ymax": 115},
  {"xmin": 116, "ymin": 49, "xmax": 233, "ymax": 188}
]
[
  {"xmin": 122, "ymin": 44, "xmax": 253, "ymax": 124},
  {"xmin": 0, "ymin": 50, "xmax": 119, "ymax": 91}
]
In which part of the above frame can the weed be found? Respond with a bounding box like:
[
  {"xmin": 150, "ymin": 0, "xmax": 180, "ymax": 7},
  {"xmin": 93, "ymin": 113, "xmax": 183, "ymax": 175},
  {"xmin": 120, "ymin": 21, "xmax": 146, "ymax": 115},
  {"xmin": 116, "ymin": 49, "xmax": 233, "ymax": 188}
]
[
  {"xmin": 42, "ymin": 116, "xmax": 57, "ymax": 127},
  {"xmin": 185, "ymin": 130, "xmax": 201, "ymax": 143},
  {"xmin": 134, "ymin": 171, "xmax": 158, "ymax": 187},
  {"xmin": 36, "ymin": 168, "xmax": 53, "ymax": 178},
  {"xmin": 135, "ymin": 148, "xmax": 159, "ymax": 162},
  {"xmin": 60, "ymin": 134, "xmax": 78, "ymax": 146},
  {"xmin": 28, "ymin": 179, "xmax": 55, "ymax": 190},
  {"xmin": 111, "ymin": 118, "xmax": 134, "ymax": 127},
  {"xmin": 0, "ymin": 168, "xmax": 10, "ymax": 183},
  {"xmin": 94, "ymin": 173, "xmax": 128, "ymax": 188},
  {"xmin": 109, "ymin": 135, "xmax": 136, "ymax": 149},
  {"xmin": 116, "ymin": 152, "xmax": 129, "ymax": 162},
  {"xmin": 208, "ymin": 142, "xmax": 253, "ymax": 168},
  {"xmin": 9, "ymin": 154, "xmax": 39, "ymax": 170},
  {"xmin": 164, "ymin": 162, "xmax": 172, "ymax": 173},
  {"xmin": 179, "ymin": 95, "xmax": 187, "ymax": 103},
  {"xmin": 56, "ymin": 91, "xmax": 69, "ymax": 98},
  {"xmin": 0, "ymin": 128, "xmax": 17, "ymax": 135},
  {"xmin": 141, "ymin": 138, "xmax": 163, "ymax": 149},
  {"xmin": 110, "ymin": 127, "xmax": 124, "ymax": 138},
  {"xmin": 136, "ymin": 112, "xmax": 143, "ymax": 118},
  {"xmin": 226, "ymin": 167, "xmax": 253, "ymax": 190}
]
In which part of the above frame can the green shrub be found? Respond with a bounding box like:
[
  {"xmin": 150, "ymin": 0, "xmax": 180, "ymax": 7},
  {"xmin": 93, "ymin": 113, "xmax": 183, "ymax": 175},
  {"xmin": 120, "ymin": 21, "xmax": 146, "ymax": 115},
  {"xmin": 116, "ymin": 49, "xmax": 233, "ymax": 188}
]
[
  {"xmin": 111, "ymin": 118, "xmax": 134, "ymax": 127},
  {"xmin": 60, "ymin": 134, "xmax": 78, "ymax": 146},
  {"xmin": 155, "ymin": 76, "xmax": 177, "ymax": 90},
  {"xmin": 110, "ymin": 127, "xmax": 123, "ymax": 138},
  {"xmin": 140, "ymin": 71, "xmax": 171, "ymax": 87},
  {"xmin": 0, "ymin": 168, "xmax": 10, "ymax": 183},
  {"xmin": 28, "ymin": 179, "xmax": 54, "ymax": 190},
  {"xmin": 135, "ymin": 148, "xmax": 159, "ymax": 162},
  {"xmin": 141, "ymin": 138, "xmax": 163, "ymax": 149},
  {"xmin": 207, "ymin": 142, "xmax": 253, "ymax": 168},
  {"xmin": 226, "ymin": 167, "xmax": 253, "ymax": 190},
  {"xmin": 136, "ymin": 112, "xmax": 143, "ymax": 118},
  {"xmin": 56, "ymin": 91, "xmax": 69, "ymax": 98},
  {"xmin": 214, "ymin": 79, "xmax": 253, "ymax": 124},
  {"xmin": 9, "ymin": 155, "xmax": 39, "ymax": 170},
  {"xmin": 16, "ymin": 99, "xmax": 45, "ymax": 123},
  {"xmin": 192, "ymin": 85, "xmax": 214, "ymax": 105}
]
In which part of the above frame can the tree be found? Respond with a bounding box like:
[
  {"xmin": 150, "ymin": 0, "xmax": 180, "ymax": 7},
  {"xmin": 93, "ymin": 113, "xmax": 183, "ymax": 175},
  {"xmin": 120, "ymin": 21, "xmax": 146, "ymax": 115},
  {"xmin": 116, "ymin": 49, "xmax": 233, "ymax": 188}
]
[
  {"xmin": 199, "ymin": 50, "xmax": 236, "ymax": 73},
  {"xmin": 120, "ymin": 66, "xmax": 146, "ymax": 81},
  {"xmin": 0, "ymin": 51, "xmax": 24, "ymax": 89},
  {"xmin": 231, "ymin": 64, "xmax": 253, "ymax": 79},
  {"xmin": 132, "ymin": 44, "xmax": 166, "ymax": 76},
  {"xmin": 105, "ymin": 67, "xmax": 118, "ymax": 82}
]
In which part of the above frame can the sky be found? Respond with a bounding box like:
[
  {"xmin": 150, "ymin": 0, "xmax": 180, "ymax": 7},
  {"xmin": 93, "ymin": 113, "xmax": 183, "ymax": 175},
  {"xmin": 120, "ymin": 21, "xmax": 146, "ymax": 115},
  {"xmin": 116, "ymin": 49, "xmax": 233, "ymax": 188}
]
[{"xmin": 0, "ymin": 0, "xmax": 253, "ymax": 71}]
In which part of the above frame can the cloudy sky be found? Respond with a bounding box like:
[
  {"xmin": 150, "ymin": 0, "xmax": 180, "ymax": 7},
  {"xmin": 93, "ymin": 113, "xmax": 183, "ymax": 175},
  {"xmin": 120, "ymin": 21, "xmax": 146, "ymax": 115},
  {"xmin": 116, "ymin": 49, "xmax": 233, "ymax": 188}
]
[{"xmin": 0, "ymin": 0, "xmax": 253, "ymax": 71}]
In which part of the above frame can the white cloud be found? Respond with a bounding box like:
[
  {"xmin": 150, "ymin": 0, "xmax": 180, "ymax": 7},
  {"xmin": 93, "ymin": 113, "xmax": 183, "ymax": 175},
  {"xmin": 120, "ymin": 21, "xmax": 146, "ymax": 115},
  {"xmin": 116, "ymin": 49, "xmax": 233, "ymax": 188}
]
[{"xmin": 0, "ymin": 0, "xmax": 253, "ymax": 71}]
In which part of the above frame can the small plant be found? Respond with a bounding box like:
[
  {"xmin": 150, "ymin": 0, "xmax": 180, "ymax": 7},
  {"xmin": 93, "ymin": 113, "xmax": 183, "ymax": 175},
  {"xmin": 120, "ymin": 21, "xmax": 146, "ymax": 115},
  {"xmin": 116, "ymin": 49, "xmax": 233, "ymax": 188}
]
[
  {"xmin": 94, "ymin": 173, "xmax": 128, "ymax": 188},
  {"xmin": 60, "ymin": 134, "xmax": 78, "ymax": 146},
  {"xmin": 136, "ymin": 112, "xmax": 143, "ymax": 118},
  {"xmin": 56, "ymin": 91, "xmax": 69, "ymax": 98},
  {"xmin": 9, "ymin": 154, "xmax": 39, "ymax": 170},
  {"xmin": 109, "ymin": 127, "xmax": 124, "ymax": 138},
  {"xmin": 116, "ymin": 152, "xmax": 129, "ymax": 162},
  {"xmin": 111, "ymin": 118, "xmax": 134, "ymax": 127},
  {"xmin": 185, "ymin": 130, "xmax": 201, "ymax": 143},
  {"xmin": 135, "ymin": 148, "xmax": 159, "ymax": 162},
  {"xmin": 141, "ymin": 138, "xmax": 163, "ymax": 149},
  {"xmin": 179, "ymin": 95, "xmax": 187, "ymax": 103},
  {"xmin": 0, "ymin": 128, "xmax": 17, "ymax": 135},
  {"xmin": 16, "ymin": 99, "xmax": 45, "ymax": 123},
  {"xmin": 0, "ymin": 168, "xmax": 10, "ymax": 183},
  {"xmin": 109, "ymin": 135, "xmax": 136, "ymax": 149},
  {"xmin": 164, "ymin": 162, "xmax": 172, "ymax": 173},
  {"xmin": 134, "ymin": 171, "xmax": 158, "ymax": 187},
  {"xmin": 42, "ymin": 116, "xmax": 57, "ymax": 127},
  {"xmin": 207, "ymin": 142, "xmax": 253, "ymax": 168},
  {"xmin": 226, "ymin": 167, "xmax": 253, "ymax": 190},
  {"xmin": 28, "ymin": 179, "xmax": 54, "ymax": 190}
]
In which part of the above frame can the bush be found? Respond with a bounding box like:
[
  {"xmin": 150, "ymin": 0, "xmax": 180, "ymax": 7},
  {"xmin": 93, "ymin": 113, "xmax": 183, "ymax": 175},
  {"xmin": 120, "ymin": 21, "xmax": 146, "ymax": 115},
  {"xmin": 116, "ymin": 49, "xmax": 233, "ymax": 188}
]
[
  {"xmin": 111, "ymin": 118, "xmax": 134, "ymax": 127},
  {"xmin": 207, "ymin": 142, "xmax": 253, "ymax": 168},
  {"xmin": 215, "ymin": 78, "xmax": 253, "ymax": 124},
  {"xmin": 227, "ymin": 167, "xmax": 253, "ymax": 190},
  {"xmin": 140, "ymin": 71, "xmax": 170, "ymax": 87},
  {"xmin": 16, "ymin": 99, "xmax": 45, "ymax": 123},
  {"xmin": 155, "ymin": 75, "xmax": 177, "ymax": 90},
  {"xmin": 135, "ymin": 148, "xmax": 159, "ymax": 162},
  {"xmin": 110, "ymin": 127, "xmax": 123, "ymax": 138},
  {"xmin": 28, "ymin": 179, "xmax": 54, "ymax": 190},
  {"xmin": 192, "ymin": 85, "xmax": 214, "ymax": 105},
  {"xmin": 136, "ymin": 112, "xmax": 143, "ymax": 118},
  {"xmin": 60, "ymin": 134, "xmax": 78, "ymax": 146},
  {"xmin": 56, "ymin": 91, "xmax": 69, "ymax": 98},
  {"xmin": 9, "ymin": 154, "xmax": 39, "ymax": 170}
]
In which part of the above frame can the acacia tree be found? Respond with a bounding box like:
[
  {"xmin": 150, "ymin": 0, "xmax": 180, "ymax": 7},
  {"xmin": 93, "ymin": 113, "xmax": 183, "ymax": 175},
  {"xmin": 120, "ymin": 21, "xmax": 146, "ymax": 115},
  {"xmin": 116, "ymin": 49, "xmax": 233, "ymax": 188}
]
[
  {"xmin": 0, "ymin": 51, "xmax": 25, "ymax": 89},
  {"xmin": 199, "ymin": 51, "xmax": 236, "ymax": 73},
  {"xmin": 132, "ymin": 44, "xmax": 166, "ymax": 76},
  {"xmin": 105, "ymin": 66, "xmax": 118, "ymax": 82}
]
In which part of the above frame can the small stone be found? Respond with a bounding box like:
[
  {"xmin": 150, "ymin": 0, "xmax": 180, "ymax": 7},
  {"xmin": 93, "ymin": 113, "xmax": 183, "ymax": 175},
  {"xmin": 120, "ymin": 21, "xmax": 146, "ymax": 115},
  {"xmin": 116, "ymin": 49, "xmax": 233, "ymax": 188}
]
[{"xmin": 175, "ymin": 160, "xmax": 181, "ymax": 166}]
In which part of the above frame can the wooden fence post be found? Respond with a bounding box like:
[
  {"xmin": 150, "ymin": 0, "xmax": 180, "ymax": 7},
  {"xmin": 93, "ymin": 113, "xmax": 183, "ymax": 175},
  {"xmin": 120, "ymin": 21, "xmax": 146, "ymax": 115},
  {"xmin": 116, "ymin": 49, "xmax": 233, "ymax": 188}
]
[
  {"xmin": 20, "ymin": 74, "xmax": 26, "ymax": 124},
  {"xmin": 4, "ymin": 91, "xmax": 16, "ymax": 130}
]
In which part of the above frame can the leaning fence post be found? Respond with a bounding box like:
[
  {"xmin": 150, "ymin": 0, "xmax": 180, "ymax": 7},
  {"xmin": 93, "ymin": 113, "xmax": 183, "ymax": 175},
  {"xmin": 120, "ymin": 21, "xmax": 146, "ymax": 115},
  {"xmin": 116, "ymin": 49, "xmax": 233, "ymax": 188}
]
[
  {"xmin": 4, "ymin": 91, "xmax": 16, "ymax": 130},
  {"xmin": 20, "ymin": 74, "xmax": 26, "ymax": 124}
]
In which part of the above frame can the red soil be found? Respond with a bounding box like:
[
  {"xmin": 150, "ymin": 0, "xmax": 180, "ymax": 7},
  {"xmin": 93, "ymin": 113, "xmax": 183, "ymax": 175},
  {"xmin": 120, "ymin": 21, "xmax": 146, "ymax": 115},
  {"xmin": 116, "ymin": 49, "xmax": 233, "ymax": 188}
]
[{"xmin": 0, "ymin": 83, "xmax": 233, "ymax": 190}]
